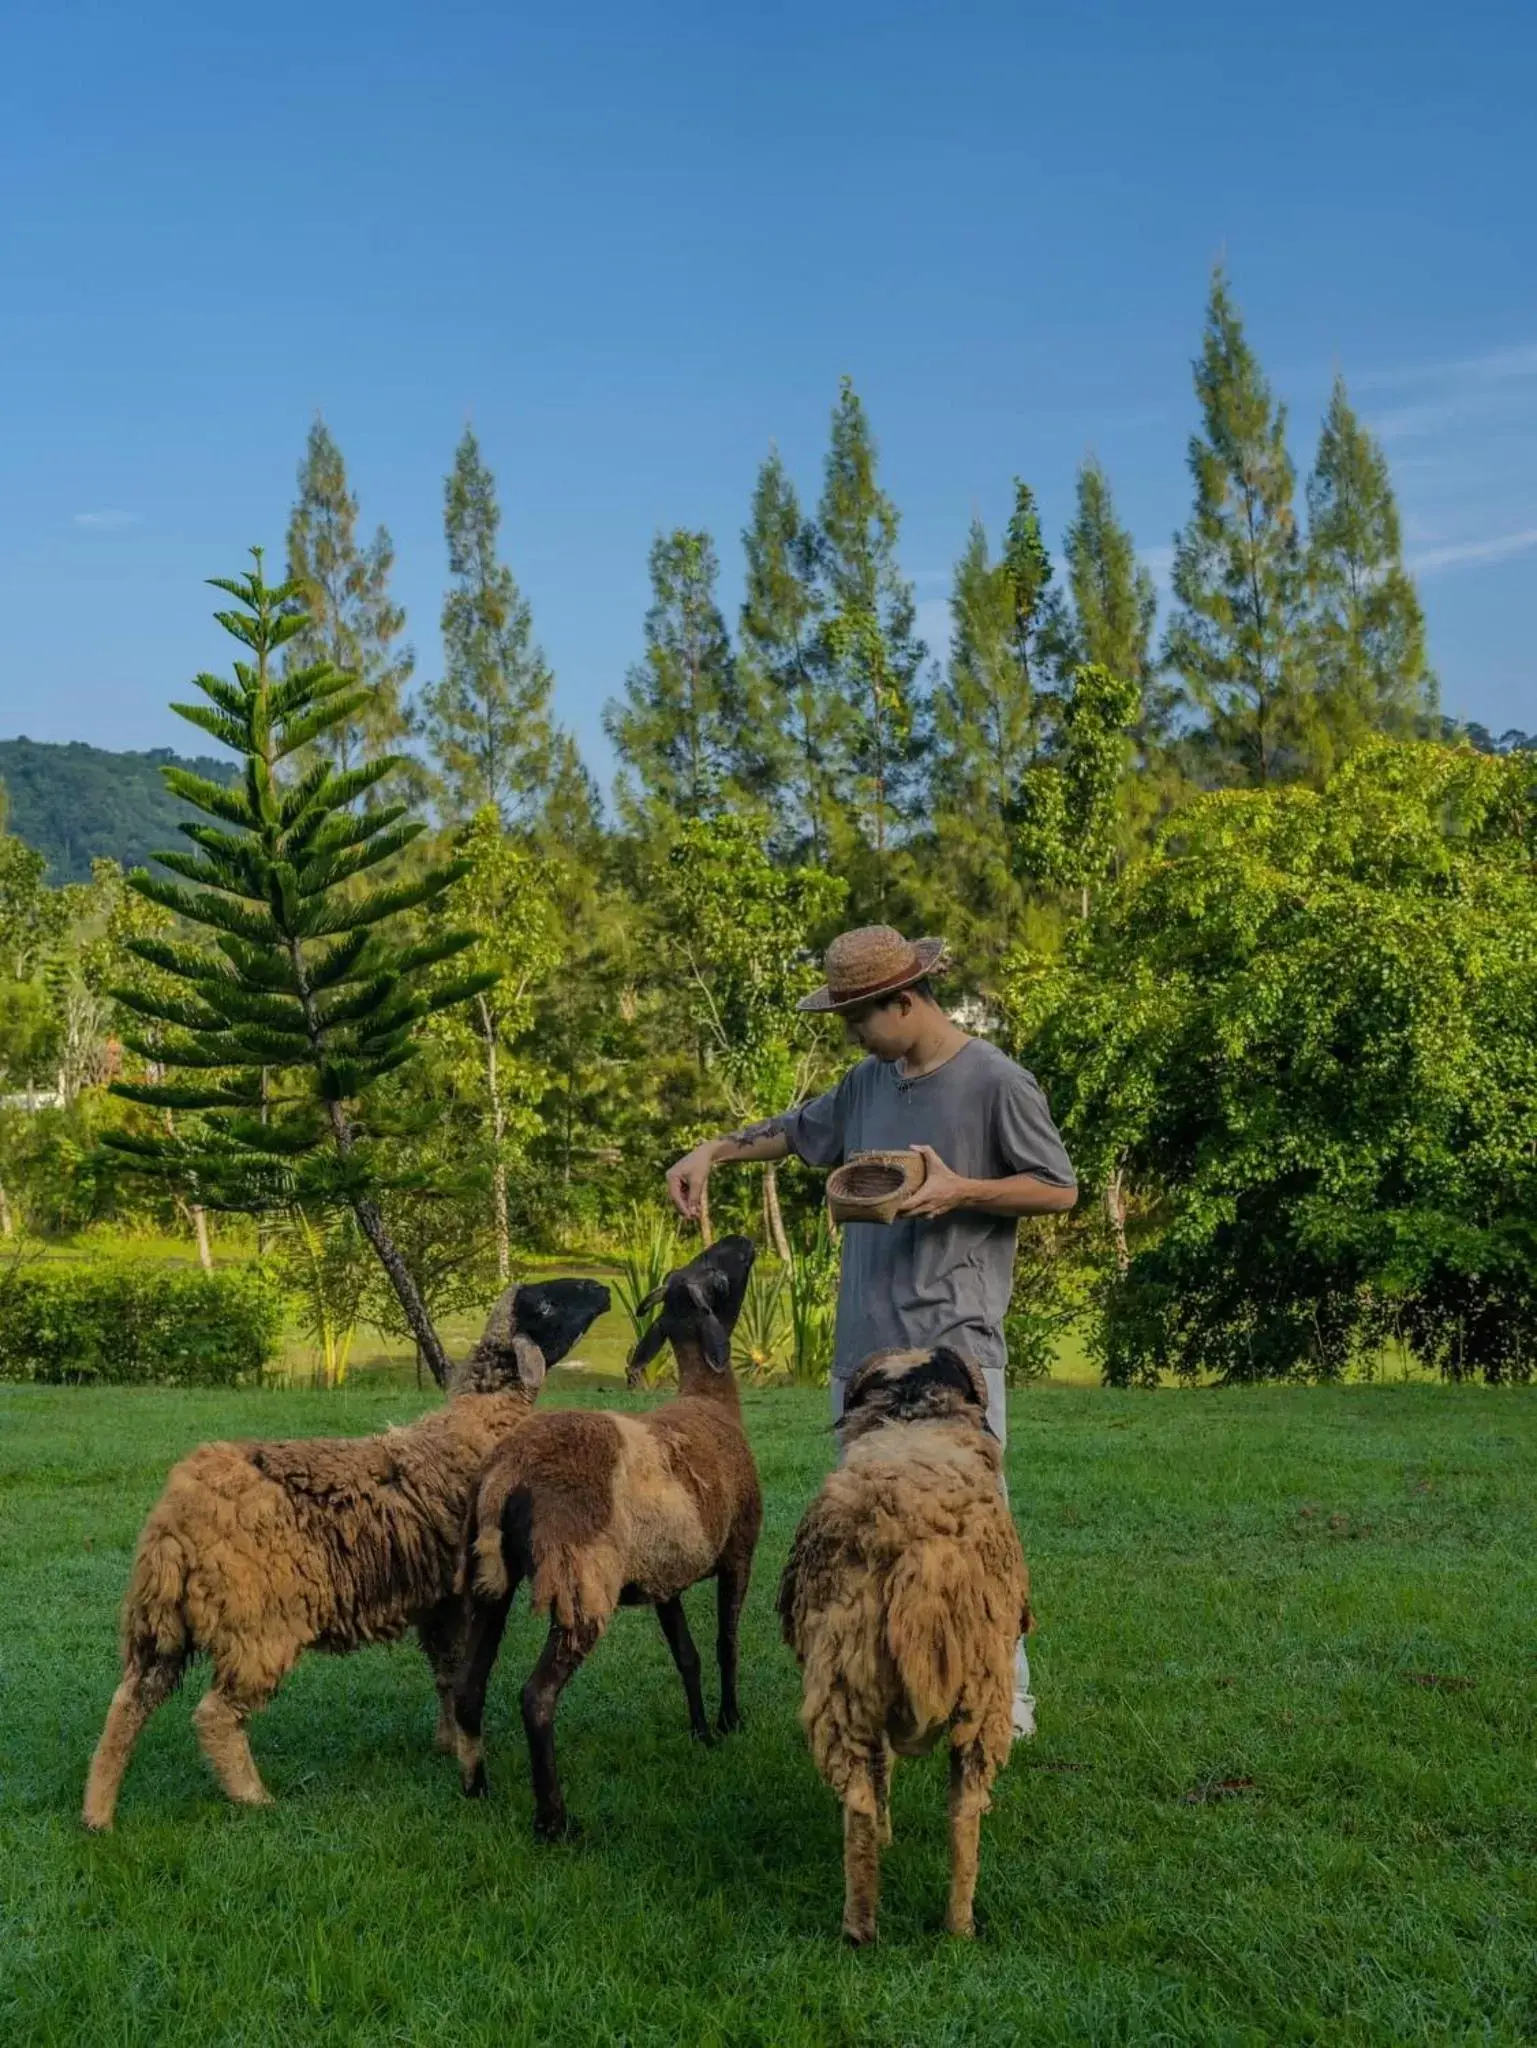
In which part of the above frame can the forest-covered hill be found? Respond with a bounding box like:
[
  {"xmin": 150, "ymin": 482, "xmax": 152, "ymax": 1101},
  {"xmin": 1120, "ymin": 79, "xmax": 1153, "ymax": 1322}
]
[{"xmin": 0, "ymin": 738, "xmax": 237, "ymax": 882}]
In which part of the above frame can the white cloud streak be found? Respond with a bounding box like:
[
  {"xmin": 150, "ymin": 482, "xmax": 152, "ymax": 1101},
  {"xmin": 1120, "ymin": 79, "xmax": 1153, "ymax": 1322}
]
[
  {"xmin": 1411, "ymin": 528, "xmax": 1537, "ymax": 574},
  {"xmin": 73, "ymin": 509, "xmax": 138, "ymax": 530}
]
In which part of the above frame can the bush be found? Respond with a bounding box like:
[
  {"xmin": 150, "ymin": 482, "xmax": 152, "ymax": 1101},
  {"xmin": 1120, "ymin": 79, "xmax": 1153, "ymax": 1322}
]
[{"xmin": 0, "ymin": 1257, "xmax": 284, "ymax": 1386}]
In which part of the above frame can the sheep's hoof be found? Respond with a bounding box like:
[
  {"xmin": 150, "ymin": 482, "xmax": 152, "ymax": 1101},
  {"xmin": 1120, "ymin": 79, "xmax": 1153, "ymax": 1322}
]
[
  {"xmin": 689, "ymin": 1722, "xmax": 718, "ymax": 1748},
  {"xmin": 461, "ymin": 1762, "xmax": 489, "ymax": 1800},
  {"xmin": 717, "ymin": 1705, "xmax": 744, "ymax": 1735},
  {"xmin": 842, "ymin": 1922, "xmax": 876, "ymax": 1949},
  {"xmin": 80, "ymin": 1814, "xmax": 113, "ymax": 1836},
  {"xmin": 533, "ymin": 1808, "xmax": 581, "ymax": 1844}
]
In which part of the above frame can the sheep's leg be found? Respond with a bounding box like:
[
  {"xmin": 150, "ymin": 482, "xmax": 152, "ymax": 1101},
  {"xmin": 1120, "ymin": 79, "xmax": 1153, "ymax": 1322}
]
[
  {"xmin": 714, "ymin": 1554, "xmax": 750, "ymax": 1734},
  {"xmin": 418, "ymin": 1598, "xmax": 466, "ymax": 1754},
  {"xmin": 872, "ymin": 1738, "xmax": 894, "ymax": 1848},
  {"xmin": 191, "ymin": 1683, "xmax": 273, "ymax": 1808},
  {"xmin": 81, "ymin": 1654, "xmax": 183, "ymax": 1832},
  {"xmin": 521, "ymin": 1617, "xmax": 598, "ymax": 1843},
  {"xmin": 453, "ymin": 1593, "xmax": 512, "ymax": 1798},
  {"xmin": 841, "ymin": 1775, "xmax": 882, "ymax": 1947},
  {"xmin": 655, "ymin": 1597, "xmax": 713, "ymax": 1745},
  {"xmin": 945, "ymin": 1743, "xmax": 990, "ymax": 1939}
]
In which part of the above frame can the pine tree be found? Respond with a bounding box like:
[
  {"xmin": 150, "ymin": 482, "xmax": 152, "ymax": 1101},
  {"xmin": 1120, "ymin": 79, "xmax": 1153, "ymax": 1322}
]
[
  {"xmin": 422, "ymin": 427, "xmax": 555, "ymax": 824},
  {"xmin": 284, "ymin": 418, "xmax": 414, "ymax": 774},
  {"xmin": 739, "ymin": 447, "xmax": 836, "ymax": 861},
  {"xmin": 1059, "ymin": 459, "xmax": 1158, "ymax": 693},
  {"xmin": 1164, "ymin": 270, "xmax": 1307, "ymax": 785},
  {"xmin": 604, "ymin": 529, "xmax": 741, "ymax": 825},
  {"xmin": 926, "ymin": 518, "xmax": 1037, "ymax": 973},
  {"xmin": 812, "ymin": 377, "xmax": 926, "ymax": 911},
  {"xmin": 1305, "ymin": 375, "xmax": 1435, "ymax": 766},
  {"xmin": 104, "ymin": 552, "xmax": 494, "ymax": 1386},
  {"xmin": 1001, "ymin": 479, "xmax": 1055, "ymax": 692}
]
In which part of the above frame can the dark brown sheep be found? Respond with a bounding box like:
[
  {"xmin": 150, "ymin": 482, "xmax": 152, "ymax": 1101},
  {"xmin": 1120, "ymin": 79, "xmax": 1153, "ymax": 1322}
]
[
  {"xmin": 81, "ymin": 1276, "xmax": 609, "ymax": 1830},
  {"xmin": 777, "ymin": 1345, "xmax": 1033, "ymax": 1943},
  {"xmin": 452, "ymin": 1236, "xmax": 762, "ymax": 1840}
]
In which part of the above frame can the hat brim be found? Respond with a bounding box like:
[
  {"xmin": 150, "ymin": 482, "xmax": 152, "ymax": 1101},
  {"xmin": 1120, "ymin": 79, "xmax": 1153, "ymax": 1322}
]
[{"xmin": 797, "ymin": 938, "xmax": 949, "ymax": 1014}]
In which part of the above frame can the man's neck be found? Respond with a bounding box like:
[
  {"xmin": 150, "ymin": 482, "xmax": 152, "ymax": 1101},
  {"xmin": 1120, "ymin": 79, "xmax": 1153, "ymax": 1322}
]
[{"xmin": 897, "ymin": 1011, "xmax": 971, "ymax": 1080}]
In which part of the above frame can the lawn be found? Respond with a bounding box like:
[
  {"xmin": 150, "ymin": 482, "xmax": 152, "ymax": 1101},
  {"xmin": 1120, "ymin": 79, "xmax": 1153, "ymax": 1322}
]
[{"xmin": 2, "ymin": 1378, "xmax": 1534, "ymax": 2046}]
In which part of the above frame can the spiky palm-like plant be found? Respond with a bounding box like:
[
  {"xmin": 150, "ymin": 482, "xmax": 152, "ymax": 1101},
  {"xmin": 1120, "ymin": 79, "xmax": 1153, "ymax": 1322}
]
[{"xmin": 105, "ymin": 550, "xmax": 494, "ymax": 1385}]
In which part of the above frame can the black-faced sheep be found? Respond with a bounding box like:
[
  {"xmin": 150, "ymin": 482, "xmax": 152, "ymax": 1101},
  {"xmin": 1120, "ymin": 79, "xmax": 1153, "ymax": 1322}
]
[
  {"xmin": 452, "ymin": 1235, "xmax": 762, "ymax": 1840},
  {"xmin": 81, "ymin": 1276, "xmax": 610, "ymax": 1831},
  {"xmin": 776, "ymin": 1345, "xmax": 1033, "ymax": 1943}
]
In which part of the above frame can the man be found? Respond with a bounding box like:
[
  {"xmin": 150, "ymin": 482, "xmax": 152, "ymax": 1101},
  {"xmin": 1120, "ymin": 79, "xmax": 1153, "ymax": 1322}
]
[{"xmin": 666, "ymin": 923, "xmax": 1077, "ymax": 1734}]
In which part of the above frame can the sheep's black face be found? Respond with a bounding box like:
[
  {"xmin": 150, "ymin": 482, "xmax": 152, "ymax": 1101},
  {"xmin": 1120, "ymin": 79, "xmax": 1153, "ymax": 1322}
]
[
  {"xmin": 839, "ymin": 1345, "xmax": 993, "ymax": 1439},
  {"xmin": 514, "ymin": 1278, "xmax": 612, "ymax": 1367},
  {"xmin": 630, "ymin": 1235, "xmax": 756, "ymax": 1374}
]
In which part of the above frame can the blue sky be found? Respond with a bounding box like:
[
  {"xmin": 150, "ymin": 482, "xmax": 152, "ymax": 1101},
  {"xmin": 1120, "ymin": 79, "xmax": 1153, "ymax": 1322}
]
[{"xmin": 2, "ymin": 0, "xmax": 1533, "ymax": 785}]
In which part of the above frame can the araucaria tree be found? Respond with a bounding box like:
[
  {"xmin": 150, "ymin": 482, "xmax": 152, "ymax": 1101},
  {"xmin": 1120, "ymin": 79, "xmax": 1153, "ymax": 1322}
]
[
  {"xmin": 104, "ymin": 553, "xmax": 495, "ymax": 1386},
  {"xmin": 423, "ymin": 426, "xmax": 556, "ymax": 824},
  {"xmin": 1164, "ymin": 269, "xmax": 1307, "ymax": 785},
  {"xmin": 1305, "ymin": 375, "xmax": 1435, "ymax": 766},
  {"xmin": 284, "ymin": 418, "xmax": 414, "ymax": 774}
]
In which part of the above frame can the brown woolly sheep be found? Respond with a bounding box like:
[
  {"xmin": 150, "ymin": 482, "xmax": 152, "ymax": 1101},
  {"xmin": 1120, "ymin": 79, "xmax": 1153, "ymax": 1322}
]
[
  {"xmin": 452, "ymin": 1235, "xmax": 762, "ymax": 1840},
  {"xmin": 81, "ymin": 1276, "xmax": 610, "ymax": 1831},
  {"xmin": 776, "ymin": 1345, "xmax": 1033, "ymax": 1944}
]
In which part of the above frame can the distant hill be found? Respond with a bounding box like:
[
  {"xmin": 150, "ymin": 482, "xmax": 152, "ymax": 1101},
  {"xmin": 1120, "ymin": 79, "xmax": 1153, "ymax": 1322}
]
[{"xmin": 0, "ymin": 738, "xmax": 239, "ymax": 882}]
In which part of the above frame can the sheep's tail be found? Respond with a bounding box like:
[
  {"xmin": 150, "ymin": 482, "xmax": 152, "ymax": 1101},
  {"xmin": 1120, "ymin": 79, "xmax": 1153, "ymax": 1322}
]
[
  {"xmin": 457, "ymin": 1458, "xmax": 526, "ymax": 1604},
  {"xmin": 119, "ymin": 1517, "xmax": 194, "ymax": 1670},
  {"xmin": 884, "ymin": 1539, "xmax": 979, "ymax": 1735}
]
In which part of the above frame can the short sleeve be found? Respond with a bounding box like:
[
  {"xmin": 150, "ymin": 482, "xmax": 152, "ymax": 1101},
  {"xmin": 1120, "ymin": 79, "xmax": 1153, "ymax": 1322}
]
[
  {"xmin": 995, "ymin": 1064, "xmax": 1077, "ymax": 1187},
  {"xmin": 774, "ymin": 1078, "xmax": 848, "ymax": 1170}
]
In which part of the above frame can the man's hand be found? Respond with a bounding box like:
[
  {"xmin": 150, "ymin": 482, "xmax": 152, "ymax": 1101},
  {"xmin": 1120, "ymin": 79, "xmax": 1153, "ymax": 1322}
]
[
  {"xmin": 666, "ymin": 1142, "xmax": 718, "ymax": 1223},
  {"xmin": 898, "ymin": 1144, "xmax": 971, "ymax": 1218}
]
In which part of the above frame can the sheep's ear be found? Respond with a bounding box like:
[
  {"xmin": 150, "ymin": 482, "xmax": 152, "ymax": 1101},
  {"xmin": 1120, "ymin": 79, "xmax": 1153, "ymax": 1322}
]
[
  {"xmin": 629, "ymin": 1317, "xmax": 668, "ymax": 1372},
  {"xmin": 700, "ymin": 1312, "xmax": 730, "ymax": 1373},
  {"xmin": 636, "ymin": 1281, "xmax": 668, "ymax": 1316},
  {"xmin": 929, "ymin": 1345, "xmax": 987, "ymax": 1405},
  {"xmin": 512, "ymin": 1333, "xmax": 548, "ymax": 1391}
]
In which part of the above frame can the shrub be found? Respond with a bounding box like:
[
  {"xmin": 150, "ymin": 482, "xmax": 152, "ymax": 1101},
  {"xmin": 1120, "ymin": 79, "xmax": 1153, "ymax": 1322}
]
[{"xmin": 0, "ymin": 1257, "xmax": 284, "ymax": 1387}]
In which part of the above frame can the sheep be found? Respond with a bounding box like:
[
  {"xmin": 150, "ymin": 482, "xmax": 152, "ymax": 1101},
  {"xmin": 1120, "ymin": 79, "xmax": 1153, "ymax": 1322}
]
[
  {"xmin": 452, "ymin": 1234, "xmax": 762, "ymax": 1841},
  {"xmin": 776, "ymin": 1344, "xmax": 1033, "ymax": 1944},
  {"xmin": 81, "ymin": 1275, "xmax": 610, "ymax": 1831}
]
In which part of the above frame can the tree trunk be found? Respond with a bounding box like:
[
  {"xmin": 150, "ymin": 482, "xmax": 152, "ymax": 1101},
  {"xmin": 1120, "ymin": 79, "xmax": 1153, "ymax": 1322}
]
[
  {"xmin": 191, "ymin": 1204, "xmax": 213, "ymax": 1273},
  {"xmin": 350, "ymin": 1193, "xmax": 451, "ymax": 1387},
  {"xmin": 1104, "ymin": 1167, "xmax": 1130, "ymax": 1276},
  {"xmin": 763, "ymin": 1162, "xmax": 791, "ymax": 1264}
]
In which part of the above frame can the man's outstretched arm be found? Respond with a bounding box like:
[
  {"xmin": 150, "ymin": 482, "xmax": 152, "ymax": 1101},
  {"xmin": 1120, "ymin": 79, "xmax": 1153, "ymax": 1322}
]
[{"xmin": 666, "ymin": 1120, "xmax": 791, "ymax": 1222}]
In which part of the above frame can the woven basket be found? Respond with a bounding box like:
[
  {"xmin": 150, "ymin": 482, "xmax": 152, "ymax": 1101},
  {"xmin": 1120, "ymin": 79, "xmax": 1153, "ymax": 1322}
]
[{"xmin": 826, "ymin": 1149, "xmax": 927, "ymax": 1226}]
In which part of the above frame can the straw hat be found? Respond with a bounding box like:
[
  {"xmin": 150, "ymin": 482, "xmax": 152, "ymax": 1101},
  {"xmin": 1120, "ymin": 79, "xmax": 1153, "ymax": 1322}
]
[
  {"xmin": 827, "ymin": 1149, "xmax": 928, "ymax": 1226},
  {"xmin": 798, "ymin": 925, "xmax": 948, "ymax": 1014}
]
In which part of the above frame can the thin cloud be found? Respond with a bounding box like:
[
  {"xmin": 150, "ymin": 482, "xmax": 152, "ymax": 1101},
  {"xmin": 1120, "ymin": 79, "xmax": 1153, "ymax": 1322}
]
[
  {"xmin": 1411, "ymin": 528, "xmax": 1537, "ymax": 575},
  {"xmin": 1140, "ymin": 543, "xmax": 1175, "ymax": 582},
  {"xmin": 73, "ymin": 509, "xmax": 139, "ymax": 530},
  {"xmin": 1355, "ymin": 342, "xmax": 1537, "ymax": 393}
]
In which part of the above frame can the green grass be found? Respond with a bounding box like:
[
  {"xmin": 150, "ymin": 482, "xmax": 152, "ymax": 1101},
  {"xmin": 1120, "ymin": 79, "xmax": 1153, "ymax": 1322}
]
[{"xmin": 2, "ymin": 1380, "xmax": 1534, "ymax": 2046}]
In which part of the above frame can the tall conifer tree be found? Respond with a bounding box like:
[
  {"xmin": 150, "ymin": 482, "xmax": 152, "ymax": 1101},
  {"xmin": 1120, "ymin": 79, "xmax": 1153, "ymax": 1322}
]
[
  {"xmin": 283, "ymin": 418, "xmax": 414, "ymax": 774},
  {"xmin": 604, "ymin": 529, "xmax": 741, "ymax": 825},
  {"xmin": 423, "ymin": 427, "xmax": 555, "ymax": 824},
  {"xmin": 1164, "ymin": 270, "xmax": 1307, "ymax": 784},
  {"xmin": 812, "ymin": 377, "xmax": 925, "ymax": 911},
  {"xmin": 1305, "ymin": 375, "xmax": 1435, "ymax": 764},
  {"xmin": 739, "ymin": 448, "xmax": 836, "ymax": 860}
]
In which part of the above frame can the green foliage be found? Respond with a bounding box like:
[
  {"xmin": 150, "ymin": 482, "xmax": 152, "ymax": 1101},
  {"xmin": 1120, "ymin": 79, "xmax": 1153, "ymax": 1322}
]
[
  {"xmin": 612, "ymin": 1203, "xmax": 683, "ymax": 1385},
  {"xmin": 1008, "ymin": 740, "xmax": 1537, "ymax": 1383},
  {"xmin": 1306, "ymin": 375, "xmax": 1436, "ymax": 768},
  {"xmin": 731, "ymin": 1262, "xmax": 792, "ymax": 1381},
  {"xmin": 423, "ymin": 427, "xmax": 556, "ymax": 825},
  {"xmin": 101, "ymin": 552, "xmax": 495, "ymax": 1384},
  {"xmin": 283, "ymin": 418, "xmax": 414, "ymax": 774},
  {"xmin": 0, "ymin": 739, "xmax": 240, "ymax": 885},
  {"xmin": 654, "ymin": 813, "xmax": 846, "ymax": 1123},
  {"xmin": 606, "ymin": 530, "xmax": 745, "ymax": 826},
  {"xmin": 784, "ymin": 1209, "xmax": 839, "ymax": 1386},
  {"xmin": 1164, "ymin": 267, "xmax": 1308, "ymax": 785},
  {"xmin": 0, "ymin": 1255, "xmax": 282, "ymax": 1384},
  {"xmin": 1013, "ymin": 663, "xmax": 1142, "ymax": 906}
]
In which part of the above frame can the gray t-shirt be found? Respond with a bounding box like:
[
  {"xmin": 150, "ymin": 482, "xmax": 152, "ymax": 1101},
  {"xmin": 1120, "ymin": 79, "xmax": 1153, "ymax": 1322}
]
[{"xmin": 774, "ymin": 1038, "xmax": 1076, "ymax": 1381}]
